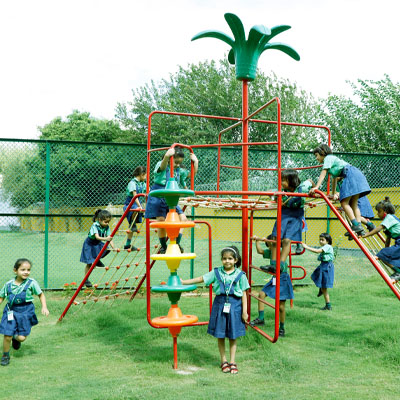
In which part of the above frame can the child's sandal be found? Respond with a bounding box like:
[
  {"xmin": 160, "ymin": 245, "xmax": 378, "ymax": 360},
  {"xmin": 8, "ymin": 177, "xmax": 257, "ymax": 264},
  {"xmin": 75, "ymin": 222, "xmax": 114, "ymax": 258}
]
[
  {"xmin": 229, "ymin": 363, "xmax": 238, "ymax": 374},
  {"xmin": 220, "ymin": 361, "xmax": 230, "ymax": 373}
]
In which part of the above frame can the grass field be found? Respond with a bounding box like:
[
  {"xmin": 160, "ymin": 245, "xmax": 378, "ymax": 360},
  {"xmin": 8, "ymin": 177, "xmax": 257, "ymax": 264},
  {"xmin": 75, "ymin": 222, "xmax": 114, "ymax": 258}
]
[{"xmin": 1, "ymin": 274, "xmax": 399, "ymax": 400}]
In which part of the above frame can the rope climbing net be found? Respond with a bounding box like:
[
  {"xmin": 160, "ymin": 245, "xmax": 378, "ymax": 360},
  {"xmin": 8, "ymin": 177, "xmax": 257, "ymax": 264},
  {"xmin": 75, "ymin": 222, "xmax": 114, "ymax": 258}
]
[
  {"xmin": 179, "ymin": 196, "xmax": 326, "ymax": 210},
  {"xmin": 64, "ymin": 212, "xmax": 161, "ymax": 317}
]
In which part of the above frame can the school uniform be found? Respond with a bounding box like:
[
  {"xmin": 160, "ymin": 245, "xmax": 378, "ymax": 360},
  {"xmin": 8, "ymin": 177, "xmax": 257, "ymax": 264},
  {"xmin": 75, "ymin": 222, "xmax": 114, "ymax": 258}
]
[
  {"xmin": 272, "ymin": 180, "xmax": 312, "ymax": 242},
  {"xmin": 261, "ymin": 248, "xmax": 294, "ymax": 300},
  {"xmin": 80, "ymin": 222, "xmax": 111, "ymax": 264},
  {"xmin": 358, "ymin": 196, "xmax": 374, "ymax": 219},
  {"xmin": 323, "ymin": 155, "xmax": 370, "ymax": 200},
  {"xmin": 203, "ymin": 267, "xmax": 250, "ymax": 340},
  {"xmin": 0, "ymin": 278, "xmax": 41, "ymax": 336},
  {"xmin": 376, "ymin": 214, "xmax": 400, "ymax": 269},
  {"xmin": 144, "ymin": 161, "xmax": 188, "ymax": 219},
  {"xmin": 123, "ymin": 177, "xmax": 146, "ymax": 225},
  {"xmin": 311, "ymin": 244, "xmax": 335, "ymax": 288}
]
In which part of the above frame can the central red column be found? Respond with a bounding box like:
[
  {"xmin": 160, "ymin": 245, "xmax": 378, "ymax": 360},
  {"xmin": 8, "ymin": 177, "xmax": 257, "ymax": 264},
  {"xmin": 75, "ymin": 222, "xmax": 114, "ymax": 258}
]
[{"xmin": 242, "ymin": 80, "xmax": 249, "ymax": 275}]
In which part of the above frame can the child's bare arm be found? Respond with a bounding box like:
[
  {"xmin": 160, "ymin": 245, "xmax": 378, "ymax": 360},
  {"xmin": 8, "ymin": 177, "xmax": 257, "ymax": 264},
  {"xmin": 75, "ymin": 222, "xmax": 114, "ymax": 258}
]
[
  {"xmin": 362, "ymin": 224, "xmax": 384, "ymax": 238},
  {"xmin": 190, "ymin": 153, "xmax": 199, "ymax": 176},
  {"xmin": 242, "ymin": 291, "xmax": 248, "ymax": 322},
  {"xmin": 39, "ymin": 293, "xmax": 49, "ymax": 316},
  {"xmin": 309, "ymin": 169, "xmax": 327, "ymax": 195},
  {"xmin": 302, "ymin": 243, "xmax": 323, "ymax": 253},
  {"xmin": 0, "ymin": 297, "xmax": 4, "ymax": 305},
  {"xmin": 181, "ymin": 276, "xmax": 204, "ymax": 285},
  {"xmin": 159, "ymin": 148, "xmax": 175, "ymax": 172}
]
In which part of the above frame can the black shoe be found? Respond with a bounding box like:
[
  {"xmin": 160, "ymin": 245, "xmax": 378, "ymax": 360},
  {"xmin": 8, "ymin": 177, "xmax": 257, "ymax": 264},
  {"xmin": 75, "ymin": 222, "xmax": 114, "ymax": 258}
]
[
  {"xmin": 159, "ymin": 247, "xmax": 167, "ymax": 254},
  {"xmin": 390, "ymin": 272, "xmax": 400, "ymax": 282},
  {"xmin": 320, "ymin": 305, "xmax": 332, "ymax": 311},
  {"xmin": 124, "ymin": 244, "xmax": 138, "ymax": 251},
  {"xmin": 295, "ymin": 244, "xmax": 303, "ymax": 254},
  {"xmin": 260, "ymin": 265, "xmax": 276, "ymax": 273},
  {"xmin": 249, "ymin": 318, "xmax": 265, "ymax": 326},
  {"xmin": 84, "ymin": 280, "xmax": 93, "ymax": 288},
  {"xmin": 96, "ymin": 261, "xmax": 105, "ymax": 268},
  {"xmin": 11, "ymin": 338, "xmax": 21, "ymax": 350},
  {"xmin": 279, "ymin": 328, "xmax": 285, "ymax": 337},
  {"xmin": 1, "ymin": 355, "xmax": 10, "ymax": 366},
  {"xmin": 317, "ymin": 288, "xmax": 323, "ymax": 297},
  {"xmin": 351, "ymin": 224, "xmax": 365, "ymax": 235}
]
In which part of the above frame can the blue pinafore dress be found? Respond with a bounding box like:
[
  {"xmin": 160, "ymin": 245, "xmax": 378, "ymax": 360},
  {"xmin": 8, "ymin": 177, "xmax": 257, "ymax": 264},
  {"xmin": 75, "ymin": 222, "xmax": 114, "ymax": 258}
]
[
  {"xmin": 80, "ymin": 225, "xmax": 110, "ymax": 264},
  {"xmin": 123, "ymin": 181, "xmax": 146, "ymax": 226},
  {"xmin": 377, "ymin": 215, "xmax": 400, "ymax": 269},
  {"xmin": 262, "ymin": 272, "xmax": 294, "ymax": 300},
  {"xmin": 272, "ymin": 186, "xmax": 305, "ymax": 242},
  {"xmin": 144, "ymin": 167, "xmax": 184, "ymax": 219},
  {"xmin": 207, "ymin": 269, "xmax": 246, "ymax": 340},
  {"xmin": 0, "ymin": 279, "xmax": 38, "ymax": 336},
  {"xmin": 311, "ymin": 255, "xmax": 335, "ymax": 289}
]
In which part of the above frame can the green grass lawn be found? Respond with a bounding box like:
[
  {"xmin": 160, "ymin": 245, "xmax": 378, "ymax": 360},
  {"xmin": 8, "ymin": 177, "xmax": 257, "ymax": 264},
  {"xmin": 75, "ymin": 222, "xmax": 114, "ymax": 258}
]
[{"xmin": 1, "ymin": 275, "xmax": 399, "ymax": 400}]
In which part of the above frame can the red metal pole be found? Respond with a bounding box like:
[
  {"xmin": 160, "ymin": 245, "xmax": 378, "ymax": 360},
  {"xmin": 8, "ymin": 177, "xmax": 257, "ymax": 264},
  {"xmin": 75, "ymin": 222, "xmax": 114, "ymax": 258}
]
[
  {"xmin": 242, "ymin": 80, "xmax": 249, "ymax": 276},
  {"xmin": 173, "ymin": 336, "xmax": 178, "ymax": 369}
]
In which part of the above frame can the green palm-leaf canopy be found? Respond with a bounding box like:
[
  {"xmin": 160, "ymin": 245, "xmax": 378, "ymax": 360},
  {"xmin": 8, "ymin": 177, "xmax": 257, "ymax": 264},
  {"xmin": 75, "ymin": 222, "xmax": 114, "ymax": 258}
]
[{"xmin": 192, "ymin": 13, "xmax": 300, "ymax": 81}]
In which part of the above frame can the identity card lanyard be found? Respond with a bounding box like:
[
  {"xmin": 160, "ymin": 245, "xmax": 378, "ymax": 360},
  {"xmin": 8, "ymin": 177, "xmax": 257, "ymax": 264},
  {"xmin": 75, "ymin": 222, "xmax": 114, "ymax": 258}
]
[
  {"xmin": 222, "ymin": 274, "xmax": 236, "ymax": 314},
  {"xmin": 7, "ymin": 279, "xmax": 28, "ymax": 321}
]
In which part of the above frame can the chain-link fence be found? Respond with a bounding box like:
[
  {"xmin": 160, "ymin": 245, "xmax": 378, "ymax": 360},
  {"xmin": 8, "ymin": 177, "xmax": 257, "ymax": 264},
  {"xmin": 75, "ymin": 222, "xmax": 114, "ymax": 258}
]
[{"xmin": 0, "ymin": 138, "xmax": 399, "ymax": 289}]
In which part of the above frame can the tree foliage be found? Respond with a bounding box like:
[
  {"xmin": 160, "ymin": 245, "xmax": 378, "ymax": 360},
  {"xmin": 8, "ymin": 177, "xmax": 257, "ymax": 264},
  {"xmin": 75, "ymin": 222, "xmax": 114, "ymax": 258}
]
[
  {"xmin": 39, "ymin": 110, "xmax": 126, "ymax": 142},
  {"xmin": 318, "ymin": 75, "xmax": 400, "ymax": 153},
  {"xmin": 115, "ymin": 59, "xmax": 322, "ymax": 150}
]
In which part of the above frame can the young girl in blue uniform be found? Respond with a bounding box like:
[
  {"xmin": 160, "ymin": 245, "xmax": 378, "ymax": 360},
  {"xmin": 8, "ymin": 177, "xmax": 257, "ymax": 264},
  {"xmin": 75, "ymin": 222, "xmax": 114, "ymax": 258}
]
[
  {"xmin": 265, "ymin": 170, "xmax": 313, "ymax": 274},
  {"xmin": 0, "ymin": 258, "xmax": 49, "ymax": 366},
  {"xmin": 302, "ymin": 233, "xmax": 335, "ymax": 310},
  {"xmin": 80, "ymin": 209, "xmax": 116, "ymax": 287},
  {"xmin": 123, "ymin": 166, "xmax": 146, "ymax": 250},
  {"xmin": 310, "ymin": 144, "xmax": 371, "ymax": 236},
  {"xmin": 362, "ymin": 200, "xmax": 400, "ymax": 281},
  {"xmin": 181, "ymin": 246, "xmax": 249, "ymax": 374},
  {"xmin": 250, "ymin": 235, "xmax": 292, "ymax": 337},
  {"xmin": 145, "ymin": 146, "xmax": 198, "ymax": 253}
]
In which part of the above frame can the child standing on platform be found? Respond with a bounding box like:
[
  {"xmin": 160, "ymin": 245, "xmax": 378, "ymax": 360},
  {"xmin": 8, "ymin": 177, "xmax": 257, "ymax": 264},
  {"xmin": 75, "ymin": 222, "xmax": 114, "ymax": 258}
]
[
  {"xmin": 250, "ymin": 235, "xmax": 293, "ymax": 337},
  {"xmin": 362, "ymin": 200, "xmax": 400, "ymax": 281},
  {"xmin": 0, "ymin": 259, "xmax": 49, "ymax": 366},
  {"xmin": 181, "ymin": 246, "xmax": 249, "ymax": 374},
  {"xmin": 80, "ymin": 209, "xmax": 116, "ymax": 288},
  {"xmin": 123, "ymin": 166, "xmax": 146, "ymax": 250},
  {"xmin": 309, "ymin": 144, "xmax": 371, "ymax": 236},
  {"xmin": 302, "ymin": 233, "xmax": 335, "ymax": 310},
  {"xmin": 145, "ymin": 146, "xmax": 198, "ymax": 253}
]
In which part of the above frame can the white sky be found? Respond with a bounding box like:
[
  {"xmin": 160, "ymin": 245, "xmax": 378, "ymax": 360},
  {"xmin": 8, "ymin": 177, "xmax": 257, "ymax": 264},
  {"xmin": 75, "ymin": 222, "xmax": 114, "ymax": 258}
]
[{"xmin": 0, "ymin": 0, "xmax": 399, "ymax": 140}]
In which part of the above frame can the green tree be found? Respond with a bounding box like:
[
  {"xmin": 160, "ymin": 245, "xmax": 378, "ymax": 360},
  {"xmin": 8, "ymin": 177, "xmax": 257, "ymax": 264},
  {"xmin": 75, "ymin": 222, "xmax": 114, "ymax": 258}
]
[
  {"xmin": 319, "ymin": 75, "xmax": 400, "ymax": 153},
  {"xmin": 39, "ymin": 110, "xmax": 126, "ymax": 142},
  {"xmin": 115, "ymin": 59, "xmax": 322, "ymax": 150}
]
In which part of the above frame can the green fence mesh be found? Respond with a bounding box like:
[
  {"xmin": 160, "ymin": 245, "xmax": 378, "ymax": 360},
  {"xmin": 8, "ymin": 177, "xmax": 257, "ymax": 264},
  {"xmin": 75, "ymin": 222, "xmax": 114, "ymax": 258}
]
[{"xmin": 0, "ymin": 138, "xmax": 399, "ymax": 289}]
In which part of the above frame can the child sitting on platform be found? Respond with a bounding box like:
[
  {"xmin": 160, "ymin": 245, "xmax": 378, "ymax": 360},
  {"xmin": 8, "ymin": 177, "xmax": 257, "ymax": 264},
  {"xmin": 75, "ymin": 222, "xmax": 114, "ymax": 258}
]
[{"xmin": 362, "ymin": 199, "xmax": 400, "ymax": 281}]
